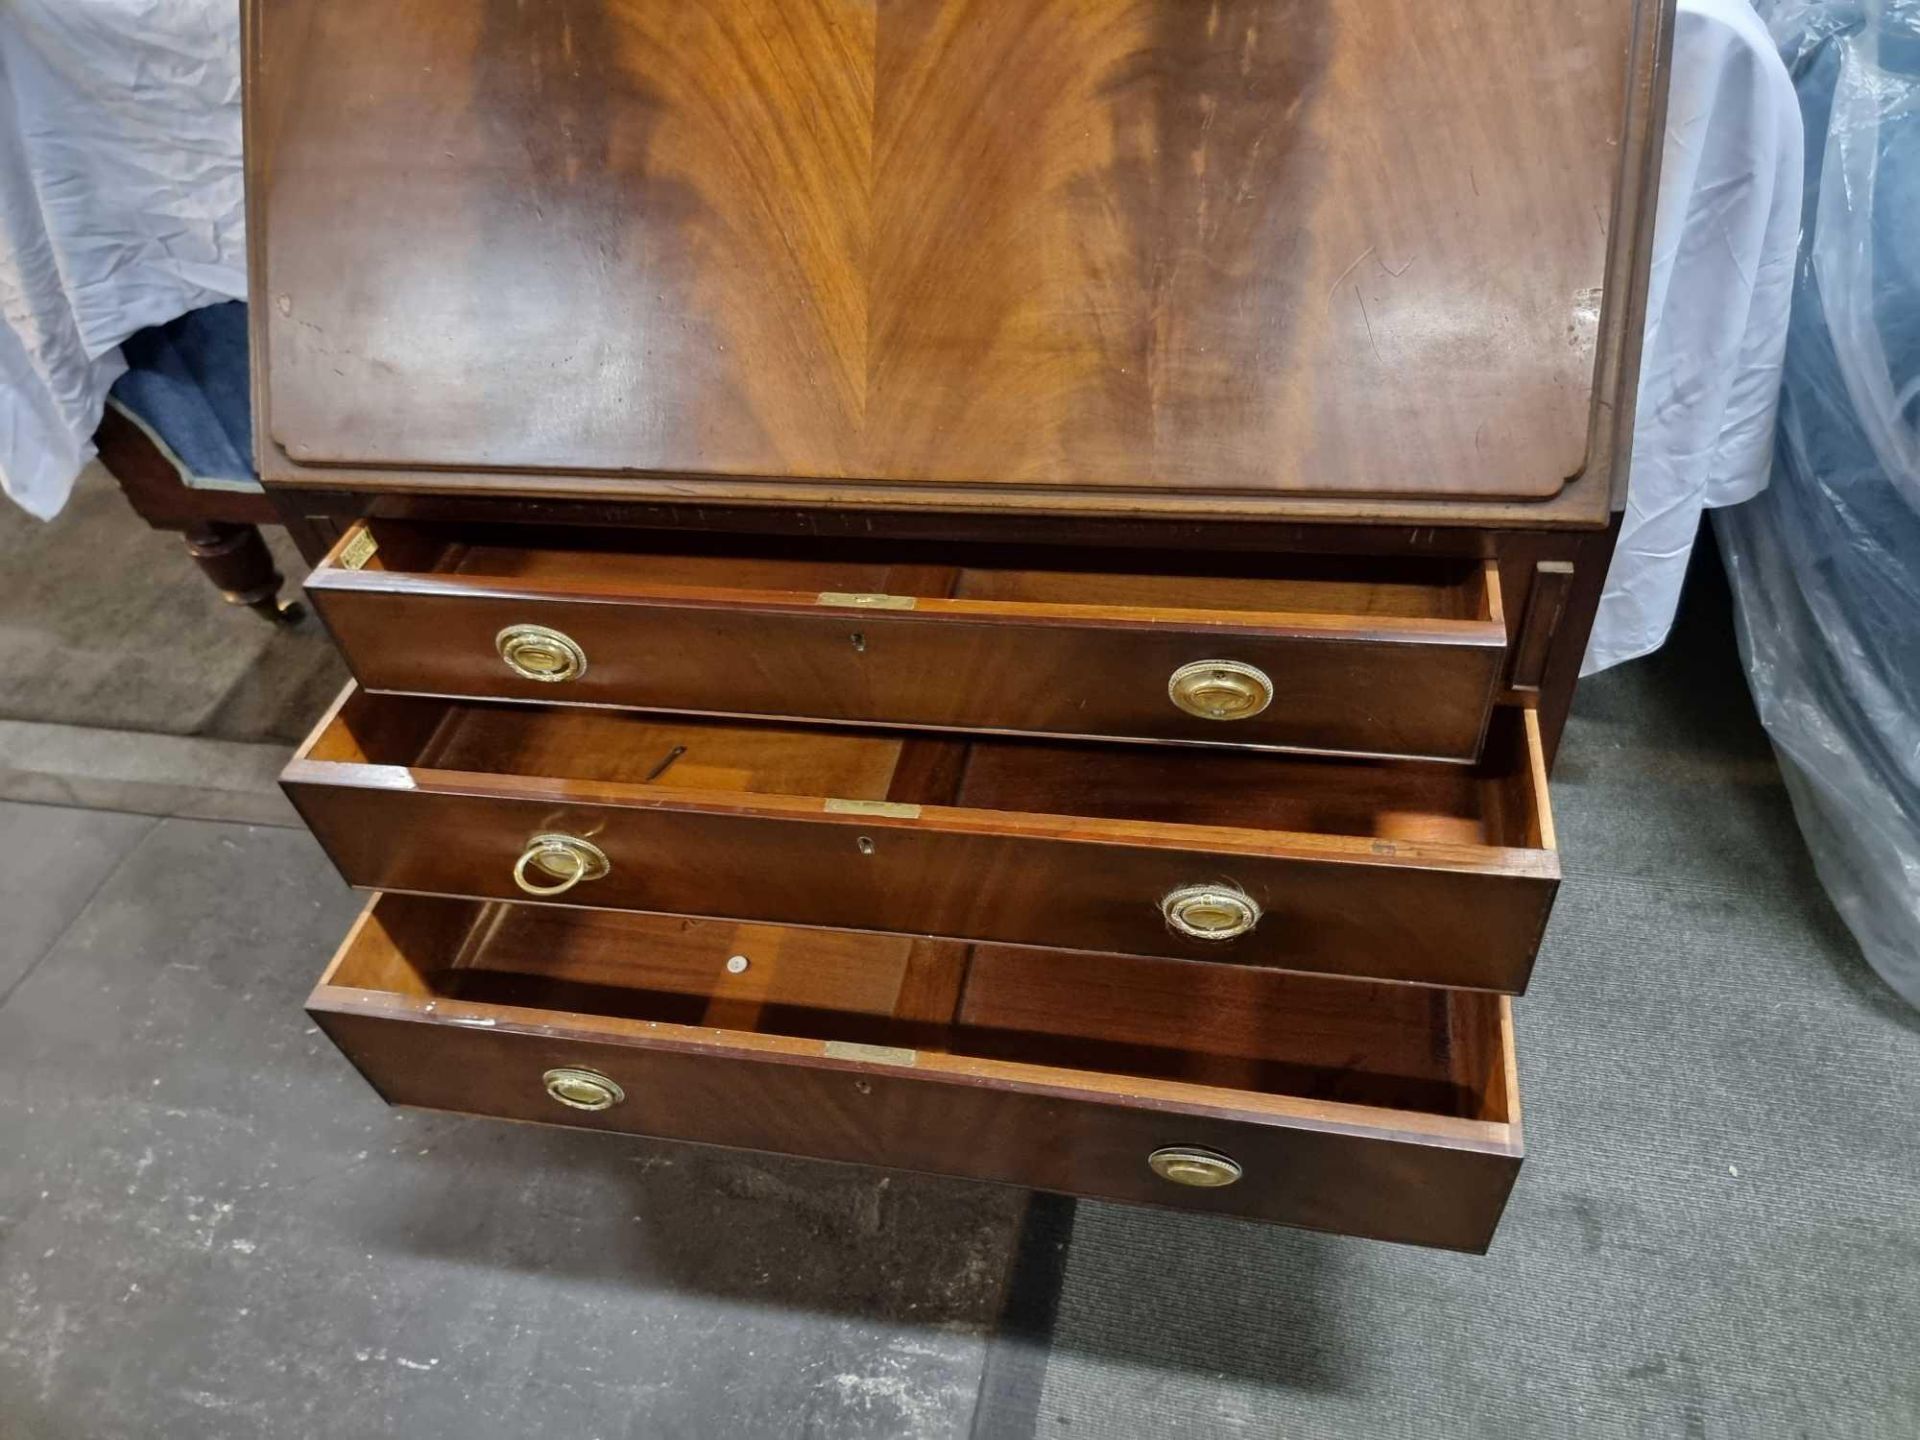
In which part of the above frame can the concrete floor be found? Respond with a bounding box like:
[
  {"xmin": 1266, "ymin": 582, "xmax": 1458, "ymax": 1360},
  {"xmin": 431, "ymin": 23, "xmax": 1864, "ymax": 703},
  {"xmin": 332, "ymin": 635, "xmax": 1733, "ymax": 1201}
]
[
  {"xmin": 0, "ymin": 811, "xmax": 1030, "ymax": 1439},
  {"xmin": 1019, "ymin": 558, "xmax": 1920, "ymax": 1437},
  {"xmin": 2, "ymin": 506, "xmax": 1918, "ymax": 1437}
]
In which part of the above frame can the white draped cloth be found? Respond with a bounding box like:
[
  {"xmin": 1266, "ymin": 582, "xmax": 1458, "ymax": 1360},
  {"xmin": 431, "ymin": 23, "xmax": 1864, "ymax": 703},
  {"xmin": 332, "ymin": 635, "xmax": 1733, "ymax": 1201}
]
[
  {"xmin": 0, "ymin": 0, "xmax": 244, "ymax": 520},
  {"xmin": 1584, "ymin": 0, "xmax": 1805, "ymax": 672}
]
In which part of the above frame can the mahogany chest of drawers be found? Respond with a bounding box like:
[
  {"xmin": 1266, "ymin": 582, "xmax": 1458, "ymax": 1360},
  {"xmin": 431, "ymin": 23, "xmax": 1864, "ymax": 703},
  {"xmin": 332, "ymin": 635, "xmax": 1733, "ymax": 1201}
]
[{"xmin": 249, "ymin": 0, "xmax": 1673, "ymax": 1251}]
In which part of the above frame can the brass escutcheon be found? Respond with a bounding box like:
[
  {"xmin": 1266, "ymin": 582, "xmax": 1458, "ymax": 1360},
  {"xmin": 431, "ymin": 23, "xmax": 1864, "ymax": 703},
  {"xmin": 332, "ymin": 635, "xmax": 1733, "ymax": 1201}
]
[
  {"xmin": 543, "ymin": 1066, "xmax": 625, "ymax": 1111},
  {"xmin": 1147, "ymin": 1146, "xmax": 1243, "ymax": 1188},
  {"xmin": 1161, "ymin": 884, "xmax": 1260, "ymax": 940},
  {"xmin": 1168, "ymin": 659, "xmax": 1273, "ymax": 721},
  {"xmin": 513, "ymin": 833, "xmax": 611, "ymax": 897},
  {"xmin": 497, "ymin": 623, "xmax": 587, "ymax": 682},
  {"xmin": 815, "ymin": 591, "xmax": 916, "ymax": 610}
]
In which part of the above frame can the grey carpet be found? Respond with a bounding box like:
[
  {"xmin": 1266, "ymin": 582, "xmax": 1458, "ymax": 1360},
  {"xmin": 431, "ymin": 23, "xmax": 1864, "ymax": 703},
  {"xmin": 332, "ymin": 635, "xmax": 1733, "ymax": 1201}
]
[
  {"xmin": 0, "ymin": 463, "xmax": 345, "ymax": 743},
  {"xmin": 1018, "ymin": 548, "xmax": 1920, "ymax": 1438}
]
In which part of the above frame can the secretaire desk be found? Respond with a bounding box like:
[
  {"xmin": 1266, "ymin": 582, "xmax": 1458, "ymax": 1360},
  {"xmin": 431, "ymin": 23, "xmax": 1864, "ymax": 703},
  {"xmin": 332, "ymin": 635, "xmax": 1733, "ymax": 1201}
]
[{"xmin": 248, "ymin": 0, "xmax": 1673, "ymax": 1251}]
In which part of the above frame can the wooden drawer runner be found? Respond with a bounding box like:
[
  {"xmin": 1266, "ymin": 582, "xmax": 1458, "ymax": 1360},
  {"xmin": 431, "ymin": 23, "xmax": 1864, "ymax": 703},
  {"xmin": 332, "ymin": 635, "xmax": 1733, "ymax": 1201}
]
[
  {"xmin": 312, "ymin": 895, "xmax": 1524, "ymax": 1251},
  {"xmin": 285, "ymin": 687, "xmax": 1559, "ymax": 992},
  {"xmin": 307, "ymin": 522, "xmax": 1508, "ymax": 761}
]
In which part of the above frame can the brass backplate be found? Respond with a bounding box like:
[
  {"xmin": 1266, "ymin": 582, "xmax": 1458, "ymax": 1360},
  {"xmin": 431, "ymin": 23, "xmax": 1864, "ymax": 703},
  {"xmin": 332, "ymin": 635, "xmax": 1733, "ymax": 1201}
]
[
  {"xmin": 1168, "ymin": 659, "xmax": 1275, "ymax": 721},
  {"xmin": 523, "ymin": 834, "xmax": 611, "ymax": 882},
  {"xmin": 1147, "ymin": 1146, "xmax": 1244, "ymax": 1188},
  {"xmin": 1161, "ymin": 884, "xmax": 1261, "ymax": 941},
  {"xmin": 496, "ymin": 623, "xmax": 587, "ymax": 682},
  {"xmin": 542, "ymin": 1066, "xmax": 625, "ymax": 1111}
]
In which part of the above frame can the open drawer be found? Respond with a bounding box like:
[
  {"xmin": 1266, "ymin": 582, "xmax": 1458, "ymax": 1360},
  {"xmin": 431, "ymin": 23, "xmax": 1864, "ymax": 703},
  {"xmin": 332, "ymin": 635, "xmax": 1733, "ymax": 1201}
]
[
  {"xmin": 306, "ymin": 521, "xmax": 1509, "ymax": 761},
  {"xmin": 285, "ymin": 686, "xmax": 1559, "ymax": 991},
  {"xmin": 311, "ymin": 895, "xmax": 1524, "ymax": 1250}
]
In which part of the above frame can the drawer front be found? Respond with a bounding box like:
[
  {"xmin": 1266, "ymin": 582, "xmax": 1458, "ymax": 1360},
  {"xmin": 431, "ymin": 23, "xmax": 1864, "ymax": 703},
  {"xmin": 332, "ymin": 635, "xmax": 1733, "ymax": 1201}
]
[
  {"xmin": 310, "ymin": 898, "xmax": 1524, "ymax": 1251},
  {"xmin": 317, "ymin": 1010, "xmax": 1520, "ymax": 1249},
  {"xmin": 288, "ymin": 785, "xmax": 1554, "ymax": 991},
  {"xmin": 285, "ymin": 688, "xmax": 1559, "ymax": 992},
  {"xmin": 308, "ymin": 528, "xmax": 1507, "ymax": 761}
]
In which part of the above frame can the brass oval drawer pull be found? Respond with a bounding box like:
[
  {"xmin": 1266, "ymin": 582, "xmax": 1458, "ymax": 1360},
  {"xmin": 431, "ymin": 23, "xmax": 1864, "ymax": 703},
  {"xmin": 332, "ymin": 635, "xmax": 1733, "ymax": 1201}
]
[
  {"xmin": 513, "ymin": 833, "xmax": 611, "ymax": 896},
  {"xmin": 1161, "ymin": 884, "xmax": 1260, "ymax": 940},
  {"xmin": 1148, "ymin": 1146, "xmax": 1243, "ymax": 1188},
  {"xmin": 543, "ymin": 1066, "xmax": 625, "ymax": 1111},
  {"xmin": 497, "ymin": 623, "xmax": 587, "ymax": 682},
  {"xmin": 1168, "ymin": 659, "xmax": 1273, "ymax": 721}
]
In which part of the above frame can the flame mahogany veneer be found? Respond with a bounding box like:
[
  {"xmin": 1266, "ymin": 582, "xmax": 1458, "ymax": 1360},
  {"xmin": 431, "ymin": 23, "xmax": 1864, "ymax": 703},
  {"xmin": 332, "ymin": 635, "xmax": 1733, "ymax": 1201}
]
[{"xmin": 249, "ymin": 0, "xmax": 1673, "ymax": 1248}]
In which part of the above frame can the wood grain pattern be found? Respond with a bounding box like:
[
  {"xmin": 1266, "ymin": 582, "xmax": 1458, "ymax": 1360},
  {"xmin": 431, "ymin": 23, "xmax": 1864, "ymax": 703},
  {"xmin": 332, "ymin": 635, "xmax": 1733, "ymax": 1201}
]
[
  {"xmin": 307, "ymin": 522, "xmax": 1507, "ymax": 759},
  {"xmin": 241, "ymin": 0, "xmax": 1664, "ymax": 1250},
  {"xmin": 284, "ymin": 687, "xmax": 1559, "ymax": 990},
  {"xmin": 448, "ymin": 906, "xmax": 933, "ymax": 1021},
  {"xmin": 311, "ymin": 894, "xmax": 1523, "ymax": 1249},
  {"xmin": 1510, "ymin": 560, "xmax": 1576, "ymax": 692},
  {"xmin": 268, "ymin": 485, "xmax": 1625, "ymax": 766},
  {"xmin": 249, "ymin": 0, "xmax": 1645, "ymax": 515}
]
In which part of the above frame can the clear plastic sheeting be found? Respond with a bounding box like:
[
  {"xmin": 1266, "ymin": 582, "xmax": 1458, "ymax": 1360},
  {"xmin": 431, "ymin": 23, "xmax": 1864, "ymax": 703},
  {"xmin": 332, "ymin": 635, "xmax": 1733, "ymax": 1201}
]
[
  {"xmin": 1718, "ymin": 0, "xmax": 1920, "ymax": 1005},
  {"xmin": 0, "ymin": 0, "xmax": 245, "ymax": 519}
]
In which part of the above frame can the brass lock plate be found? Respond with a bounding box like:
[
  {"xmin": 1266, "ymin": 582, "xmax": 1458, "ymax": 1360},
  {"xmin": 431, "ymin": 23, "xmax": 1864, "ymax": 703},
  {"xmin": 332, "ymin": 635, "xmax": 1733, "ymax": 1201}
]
[
  {"xmin": 336, "ymin": 527, "xmax": 379, "ymax": 570},
  {"xmin": 815, "ymin": 591, "xmax": 917, "ymax": 610}
]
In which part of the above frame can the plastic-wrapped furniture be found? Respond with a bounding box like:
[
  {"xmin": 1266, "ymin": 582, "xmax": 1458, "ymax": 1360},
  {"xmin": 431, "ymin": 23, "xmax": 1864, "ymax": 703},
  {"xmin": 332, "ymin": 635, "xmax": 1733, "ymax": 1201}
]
[{"xmin": 1719, "ymin": 0, "xmax": 1920, "ymax": 1005}]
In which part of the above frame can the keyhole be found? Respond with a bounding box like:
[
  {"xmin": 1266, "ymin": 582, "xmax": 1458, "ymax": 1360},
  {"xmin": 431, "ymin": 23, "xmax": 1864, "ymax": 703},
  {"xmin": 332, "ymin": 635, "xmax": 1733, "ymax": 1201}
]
[
  {"xmin": 857, "ymin": 836, "xmax": 875, "ymax": 856},
  {"xmin": 850, "ymin": 632, "xmax": 866, "ymax": 652}
]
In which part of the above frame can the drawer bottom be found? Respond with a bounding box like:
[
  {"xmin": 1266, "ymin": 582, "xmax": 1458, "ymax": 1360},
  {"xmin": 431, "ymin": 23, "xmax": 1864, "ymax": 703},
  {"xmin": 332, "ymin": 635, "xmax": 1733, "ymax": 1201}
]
[{"xmin": 310, "ymin": 896, "xmax": 1524, "ymax": 1250}]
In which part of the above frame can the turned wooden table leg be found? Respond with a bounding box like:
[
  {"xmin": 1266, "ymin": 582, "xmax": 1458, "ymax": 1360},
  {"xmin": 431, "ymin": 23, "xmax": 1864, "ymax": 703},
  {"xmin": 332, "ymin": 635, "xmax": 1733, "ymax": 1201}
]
[{"xmin": 183, "ymin": 521, "xmax": 305, "ymax": 624}]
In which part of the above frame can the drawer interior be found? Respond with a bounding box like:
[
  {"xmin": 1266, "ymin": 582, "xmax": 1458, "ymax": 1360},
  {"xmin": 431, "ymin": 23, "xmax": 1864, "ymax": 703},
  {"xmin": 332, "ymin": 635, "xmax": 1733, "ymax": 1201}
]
[
  {"xmin": 323, "ymin": 897, "xmax": 1517, "ymax": 1127},
  {"xmin": 331, "ymin": 520, "xmax": 1498, "ymax": 624},
  {"xmin": 305, "ymin": 690, "xmax": 1550, "ymax": 852}
]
